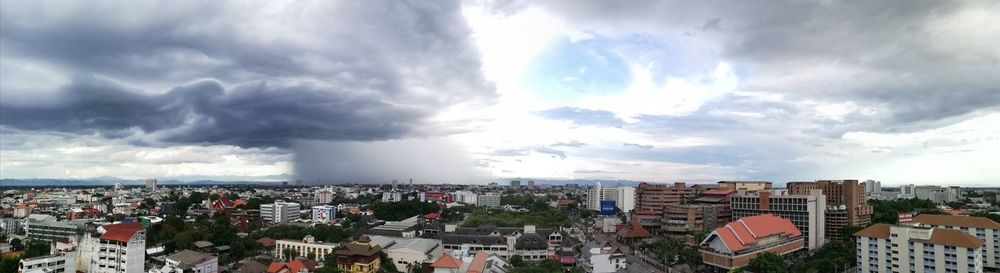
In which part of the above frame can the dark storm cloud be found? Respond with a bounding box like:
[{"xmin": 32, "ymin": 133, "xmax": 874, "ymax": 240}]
[
  {"xmin": 536, "ymin": 107, "xmax": 626, "ymax": 127},
  {"xmin": 0, "ymin": 76, "xmax": 424, "ymax": 148},
  {"xmin": 0, "ymin": 1, "xmax": 495, "ymax": 148},
  {"xmin": 529, "ymin": 0, "xmax": 1000, "ymax": 132}
]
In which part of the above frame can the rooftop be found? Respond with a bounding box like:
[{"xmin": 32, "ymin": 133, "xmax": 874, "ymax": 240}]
[
  {"xmin": 911, "ymin": 214, "xmax": 1000, "ymax": 229},
  {"xmin": 711, "ymin": 214, "xmax": 801, "ymax": 252}
]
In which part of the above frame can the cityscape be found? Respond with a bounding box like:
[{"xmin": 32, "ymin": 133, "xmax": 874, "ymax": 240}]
[{"xmin": 2, "ymin": 1, "xmax": 999, "ymax": 273}]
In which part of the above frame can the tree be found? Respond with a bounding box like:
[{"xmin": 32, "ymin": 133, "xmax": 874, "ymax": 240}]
[
  {"xmin": 744, "ymin": 252, "xmax": 788, "ymax": 273},
  {"xmin": 378, "ymin": 252, "xmax": 398, "ymax": 273},
  {"xmin": 510, "ymin": 255, "xmax": 525, "ymax": 267},
  {"xmin": 283, "ymin": 248, "xmax": 299, "ymax": 262},
  {"xmin": 9, "ymin": 238, "xmax": 23, "ymax": 251}
]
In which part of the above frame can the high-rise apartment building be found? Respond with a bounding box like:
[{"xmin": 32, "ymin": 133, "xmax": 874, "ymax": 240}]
[
  {"xmin": 731, "ymin": 189, "xmax": 826, "ymax": 250},
  {"xmin": 635, "ymin": 182, "xmax": 712, "ymax": 215},
  {"xmin": 787, "ymin": 179, "xmax": 873, "ymax": 241},
  {"xmin": 900, "ymin": 184, "xmax": 916, "ymax": 199},
  {"xmin": 261, "ymin": 202, "xmax": 301, "ymax": 224},
  {"xmin": 864, "ymin": 180, "xmax": 881, "ymax": 196},
  {"xmin": 509, "ymin": 180, "xmax": 521, "ymax": 188},
  {"xmin": 909, "ymin": 214, "xmax": 1000, "ymax": 271},
  {"xmin": 145, "ymin": 179, "xmax": 157, "ymax": 192},
  {"xmin": 587, "ymin": 184, "xmax": 635, "ymax": 213},
  {"xmin": 855, "ymin": 223, "xmax": 984, "ymax": 273}
]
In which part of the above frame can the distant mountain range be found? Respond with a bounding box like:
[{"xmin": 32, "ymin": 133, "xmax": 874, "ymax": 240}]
[{"xmin": 0, "ymin": 176, "xmax": 287, "ymax": 187}]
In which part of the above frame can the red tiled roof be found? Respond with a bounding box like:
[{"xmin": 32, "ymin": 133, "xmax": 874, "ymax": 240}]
[
  {"xmin": 425, "ymin": 212, "xmax": 441, "ymax": 220},
  {"xmin": 712, "ymin": 214, "xmax": 800, "ymax": 252},
  {"xmin": 287, "ymin": 260, "xmax": 306, "ymax": 273},
  {"xmin": 617, "ymin": 221, "xmax": 652, "ymax": 238},
  {"xmin": 100, "ymin": 222, "xmax": 143, "ymax": 242},
  {"xmin": 257, "ymin": 237, "xmax": 276, "ymax": 247},
  {"xmin": 430, "ymin": 255, "xmax": 462, "ymax": 269},
  {"xmin": 266, "ymin": 262, "xmax": 286, "ymax": 273},
  {"xmin": 467, "ymin": 252, "xmax": 488, "ymax": 273}
]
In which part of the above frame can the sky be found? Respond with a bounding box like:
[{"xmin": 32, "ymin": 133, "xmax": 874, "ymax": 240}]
[{"xmin": 1, "ymin": 1, "xmax": 998, "ymax": 186}]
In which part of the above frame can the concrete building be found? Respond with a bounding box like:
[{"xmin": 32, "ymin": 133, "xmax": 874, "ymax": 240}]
[
  {"xmin": 24, "ymin": 214, "xmax": 87, "ymax": 242},
  {"xmin": 154, "ymin": 250, "xmax": 218, "ymax": 273},
  {"xmin": 635, "ymin": 182, "xmax": 712, "ymax": 215},
  {"xmin": 855, "ymin": 223, "xmax": 984, "ymax": 273},
  {"xmin": 81, "ymin": 222, "xmax": 146, "ymax": 273},
  {"xmin": 717, "ymin": 181, "xmax": 772, "ymax": 191},
  {"xmin": 587, "ymin": 184, "xmax": 635, "ymax": 213},
  {"xmin": 19, "ymin": 251, "xmax": 77, "ymax": 273},
  {"xmin": 260, "ymin": 202, "xmax": 301, "ymax": 224},
  {"xmin": 145, "ymin": 179, "xmax": 157, "ymax": 192},
  {"xmin": 787, "ymin": 179, "xmax": 873, "ymax": 241},
  {"xmin": 452, "ymin": 191, "xmax": 478, "ymax": 205},
  {"xmin": 692, "ymin": 188, "xmax": 735, "ymax": 227},
  {"xmin": 509, "ymin": 181, "xmax": 520, "ymax": 188},
  {"xmin": 317, "ymin": 190, "xmax": 334, "ymax": 204},
  {"xmin": 662, "ymin": 204, "xmax": 722, "ymax": 245},
  {"xmin": 382, "ymin": 238, "xmax": 443, "ymax": 272},
  {"xmin": 865, "ymin": 180, "xmax": 881, "ymax": 197},
  {"xmin": 731, "ymin": 189, "xmax": 826, "ymax": 250},
  {"xmin": 276, "ymin": 235, "xmax": 338, "ymax": 262},
  {"xmin": 580, "ymin": 243, "xmax": 627, "ymax": 273},
  {"xmin": 900, "ymin": 184, "xmax": 917, "ymax": 199},
  {"xmin": 312, "ymin": 205, "xmax": 336, "ymax": 223},
  {"xmin": 438, "ymin": 224, "xmax": 561, "ymax": 261},
  {"xmin": 382, "ymin": 191, "xmax": 402, "ymax": 203},
  {"xmin": 909, "ymin": 214, "xmax": 1000, "ymax": 271},
  {"xmin": 362, "ymin": 216, "xmax": 422, "ymax": 238},
  {"xmin": 477, "ymin": 194, "xmax": 501, "ymax": 208},
  {"xmin": 700, "ymin": 214, "xmax": 805, "ymax": 271},
  {"xmin": 527, "ymin": 180, "xmax": 534, "ymax": 189}
]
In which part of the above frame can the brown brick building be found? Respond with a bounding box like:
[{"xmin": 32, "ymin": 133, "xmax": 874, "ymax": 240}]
[{"xmin": 787, "ymin": 179, "xmax": 873, "ymax": 241}]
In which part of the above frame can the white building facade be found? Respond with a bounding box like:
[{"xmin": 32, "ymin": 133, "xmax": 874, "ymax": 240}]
[
  {"xmin": 311, "ymin": 205, "xmax": 336, "ymax": 223},
  {"xmin": 261, "ymin": 202, "xmax": 301, "ymax": 224},
  {"xmin": 856, "ymin": 224, "xmax": 983, "ymax": 273}
]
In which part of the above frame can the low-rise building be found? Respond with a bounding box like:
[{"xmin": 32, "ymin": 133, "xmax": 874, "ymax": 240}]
[
  {"xmin": 477, "ymin": 194, "xmax": 501, "ymax": 208},
  {"xmin": 311, "ymin": 205, "xmax": 336, "ymax": 223},
  {"xmin": 699, "ymin": 214, "xmax": 805, "ymax": 271},
  {"xmin": 438, "ymin": 225, "xmax": 561, "ymax": 261},
  {"xmin": 579, "ymin": 242, "xmax": 627, "ymax": 273},
  {"xmin": 153, "ymin": 250, "xmax": 218, "ymax": 273},
  {"xmin": 19, "ymin": 251, "xmax": 77, "ymax": 273},
  {"xmin": 276, "ymin": 235, "xmax": 338, "ymax": 262},
  {"xmin": 260, "ymin": 202, "xmax": 301, "ymax": 224},
  {"xmin": 383, "ymin": 238, "xmax": 443, "ymax": 272},
  {"xmin": 430, "ymin": 251, "xmax": 509, "ymax": 273},
  {"xmin": 855, "ymin": 223, "xmax": 983, "ymax": 273},
  {"xmin": 80, "ymin": 222, "xmax": 146, "ymax": 273},
  {"xmin": 334, "ymin": 236, "xmax": 383, "ymax": 273}
]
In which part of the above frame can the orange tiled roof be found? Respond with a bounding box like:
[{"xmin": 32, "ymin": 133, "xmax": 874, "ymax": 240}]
[
  {"xmin": 287, "ymin": 259, "xmax": 306, "ymax": 273},
  {"xmin": 713, "ymin": 214, "xmax": 800, "ymax": 252},
  {"xmin": 854, "ymin": 223, "xmax": 891, "ymax": 239},
  {"xmin": 266, "ymin": 262, "xmax": 286, "ymax": 273},
  {"xmin": 467, "ymin": 251, "xmax": 489, "ymax": 273},
  {"xmin": 617, "ymin": 221, "xmax": 652, "ymax": 238},
  {"xmin": 430, "ymin": 255, "xmax": 462, "ymax": 269}
]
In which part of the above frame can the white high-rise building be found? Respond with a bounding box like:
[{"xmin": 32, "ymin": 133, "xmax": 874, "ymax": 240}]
[
  {"xmin": 587, "ymin": 184, "xmax": 636, "ymax": 213},
  {"xmin": 900, "ymin": 184, "xmax": 916, "ymax": 199},
  {"xmin": 864, "ymin": 180, "xmax": 881, "ymax": 197},
  {"xmin": 856, "ymin": 223, "xmax": 983, "ymax": 273},
  {"xmin": 20, "ymin": 250, "xmax": 77, "ymax": 273},
  {"xmin": 145, "ymin": 179, "xmax": 157, "ymax": 192},
  {"xmin": 261, "ymin": 202, "xmax": 301, "ymax": 224},
  {"xmin": 382, "ymin": 191, "xmax": 403, "ymax": 203},
  {"xmin": 452, "ymin": 191, "xmax": 478, "ymax": 205},
  {"xmin": 614, "ymin": 187, "xmax": 636, "ymax": 213}
]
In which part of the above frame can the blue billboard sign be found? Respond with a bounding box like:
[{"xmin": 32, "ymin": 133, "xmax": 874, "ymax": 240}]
[{"xmin": 600, "ymin": 200, "xmax": 616, "ymax": 216}]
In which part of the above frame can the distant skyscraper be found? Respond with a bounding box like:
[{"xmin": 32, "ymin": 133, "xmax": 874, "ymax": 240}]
[
  {"xmin": 145, "ymin": 179, "xmax": 157, "ymax": 192},
  {"xmin": 899, "ymin": 184, "xmax": 916, "ymax": 198},
  {"xmin": 510, "ymin": 180, "xmax": 521, "ymax": 188},
  {"xmin": 527, "ymin": 180, "xmax": 534, "ymax": 189},
  {"xmin": 392, "ymin": 180, "xmax": 398, "ymax": 189},
  {"xmin": 864, "ymin": 180, "xmax": 881, "ymax": 196}
]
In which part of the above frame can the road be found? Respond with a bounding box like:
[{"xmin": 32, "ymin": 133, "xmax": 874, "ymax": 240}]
[{"xmin": 587, "ymin": 232, "xmax": 663, "ymax": 273}]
